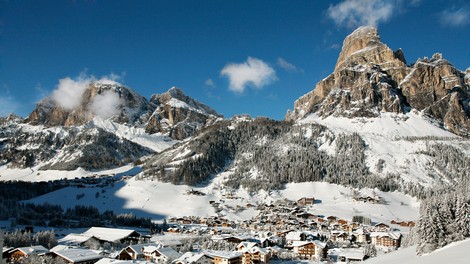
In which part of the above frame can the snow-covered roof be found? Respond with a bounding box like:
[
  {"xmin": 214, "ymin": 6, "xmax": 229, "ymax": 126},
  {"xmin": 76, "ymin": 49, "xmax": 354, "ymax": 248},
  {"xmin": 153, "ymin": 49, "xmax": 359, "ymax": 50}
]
[
  {"xmin": 50, "ymin": 245, "xmax": 77, "ymax": 252},
  {"xmin": 2, "ymin": 247, "xmax": 14, "ymax": 254},
  {"xmin": 95, "ymin": 258, "xmax": 150, "ymax": 264},
  {"xmin": 237, "ymin": 242, "xmax": 258, "ymax": 251},
  {"xmin": 204, "ymin": 250, "xmax": 243, "ymax": 260},
  {"xmin": 53, "ymin": 248, "xmax": 103, "ymax": 263},
  {"xmin": 370, "ymin": 231, "xmax": 401, "ymax": 239},
  {"xmin": 15, "ymin": 245, "xmax": 49, "ymax": 256},
  {"xmin": 175, "ymin": 252, "xmax": 207, "ymax": 264},
  {"xmin": 83, "ymin": 227, "xmax": 140, "ymax": 242},
  {"xmin": 243, "ymin": 246, "xmax": 270, "ymax": 255},
  {"xmin": 291, "ymin": 240, "xmax": 326, "ymax": 248},
  {"xmin": 156, "ymin": 247, "xmax": 182, "ymax": 259},
  {"xmin": 58, "ymin": 233, "xmax": 93, "ymax": 245},
  {"xmin": 337, "ymin": 248, "xmax": 366, "ymax": 260},
  {"xmin": 125, "ymin": 243, "xmax": 159, "ymax": 254},
  {"xmin": 285, "ymin": 231, "xmax": 305, "ymax": 241}
]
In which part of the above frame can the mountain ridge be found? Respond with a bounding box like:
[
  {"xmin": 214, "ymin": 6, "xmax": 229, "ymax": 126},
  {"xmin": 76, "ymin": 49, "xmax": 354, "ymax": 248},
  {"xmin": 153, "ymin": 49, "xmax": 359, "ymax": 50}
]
[{"xmin": 286, "ymin": 26, "xmax": 470, "ymax": 137}]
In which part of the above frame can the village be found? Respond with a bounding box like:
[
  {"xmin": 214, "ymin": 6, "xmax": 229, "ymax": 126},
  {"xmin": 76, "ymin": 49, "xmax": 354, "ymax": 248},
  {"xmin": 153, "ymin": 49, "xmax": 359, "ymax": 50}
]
[{"xmin": 1, "ymin": 194, "xmax": 415, "ymax": 264}]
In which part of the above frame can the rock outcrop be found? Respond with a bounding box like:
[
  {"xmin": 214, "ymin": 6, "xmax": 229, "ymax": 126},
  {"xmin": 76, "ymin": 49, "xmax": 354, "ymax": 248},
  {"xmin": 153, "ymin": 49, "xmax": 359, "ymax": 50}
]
[
  {"xmin": 26, "ymin": 83, "xmax": 221, "ymax": 140},
  {"xmin": 27, "ymin": 82, "xmax": 150, "ymax": 126},
  {"xmin": 286, "ymin": 26, "xmax": 470, "ymax": 137},
  {"xmin": 145, "ymin": 87, "xmax": 221, "ymax": 140}
]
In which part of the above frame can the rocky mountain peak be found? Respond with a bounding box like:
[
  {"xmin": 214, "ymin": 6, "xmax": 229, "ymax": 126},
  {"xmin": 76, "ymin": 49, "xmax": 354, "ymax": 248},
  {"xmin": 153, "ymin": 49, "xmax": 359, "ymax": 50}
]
[
  {"xmin": 145, "ymin": 87, "xmax": 221, "ymax": 140},
  {"xmin": 335, "ymin": 26, "xmax": 407, "ymax": 71},
  {"xmin": 27, "ymin": 82, "xmax": 149, "ymax": 127},
  {"xmin": 286, "ymin": 26, "xmax": 470, "ymax": 137}
]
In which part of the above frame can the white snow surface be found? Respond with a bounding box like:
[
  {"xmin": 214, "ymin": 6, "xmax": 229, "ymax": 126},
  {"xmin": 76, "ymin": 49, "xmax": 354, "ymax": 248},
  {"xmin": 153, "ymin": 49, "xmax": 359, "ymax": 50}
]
[
  {"xmin": 364, "ymin": 238, "xmax": 470, "ymax": 264},
  {"xmin": 90, "ymin": 117, "xmax": 176, "ymax": 152}
]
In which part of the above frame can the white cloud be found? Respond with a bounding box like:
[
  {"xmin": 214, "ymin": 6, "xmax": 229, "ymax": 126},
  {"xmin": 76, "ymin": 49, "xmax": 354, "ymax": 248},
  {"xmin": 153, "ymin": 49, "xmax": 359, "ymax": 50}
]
[
  {"xmin": 440, "ymin": 7, "xmax": 470, "ymax": 27},
  {"xmin": 51, "ymin": 73, "xmax": 92, "ymax": 110},
  {"xmin": 50, "ymin": 72, "xmax": 123, "ymax": 111},
  {"xmin": 221, "ymin": 57, "xmax": 277, "ymax": 93},
  {"xmin": 205, "ymin": 78, "xmax": 216, "ymax": 87},
  {"xmin": 327, "ymin": 0, "xmax": 396, "ymax": 28},
  {"xmin": 90, "ymin": 89, "xmax": 121, "ymax": 119},
  {"xmin": 277, "ymin": 57, "xmax": 303, "ymax": 73}
]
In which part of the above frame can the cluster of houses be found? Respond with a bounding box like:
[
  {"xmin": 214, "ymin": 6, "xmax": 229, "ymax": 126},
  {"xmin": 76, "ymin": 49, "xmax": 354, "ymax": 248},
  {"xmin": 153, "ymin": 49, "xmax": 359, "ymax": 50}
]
[{"xmin": 1, "ymin": 196, "xmax": 413, "ymax": 263}]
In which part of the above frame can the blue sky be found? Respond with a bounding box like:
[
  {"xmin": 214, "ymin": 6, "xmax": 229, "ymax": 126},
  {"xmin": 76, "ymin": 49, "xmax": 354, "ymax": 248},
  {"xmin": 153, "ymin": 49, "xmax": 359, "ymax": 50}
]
[{"xmin": 1, "ymin": 0, "xmax": 469, "ymax": 119}]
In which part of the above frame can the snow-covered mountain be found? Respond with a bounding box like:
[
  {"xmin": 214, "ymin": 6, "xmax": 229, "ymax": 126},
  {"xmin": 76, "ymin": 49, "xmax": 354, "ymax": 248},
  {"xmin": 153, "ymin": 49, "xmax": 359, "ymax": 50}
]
[{"xmin": 0, "ymin": 84, "xmax": 221, "ymax": 171}]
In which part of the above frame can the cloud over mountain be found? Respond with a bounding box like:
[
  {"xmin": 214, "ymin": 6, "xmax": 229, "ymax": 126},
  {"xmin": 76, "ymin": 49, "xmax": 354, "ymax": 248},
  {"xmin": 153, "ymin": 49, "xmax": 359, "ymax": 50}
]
[
  {"xmin": 50, "ymin": 73, "xmax": 122, "ymax": 111},
  {"xmin": 327, "ymin": 0, "xmax": 396, "ymax": 28},
  {"xmin": 90, "ymin": 89, "xmax": 121, "ymax": 119},
  {"xmin": 221, "ymin": 57, "xmax": 277, "ymax": 93}
]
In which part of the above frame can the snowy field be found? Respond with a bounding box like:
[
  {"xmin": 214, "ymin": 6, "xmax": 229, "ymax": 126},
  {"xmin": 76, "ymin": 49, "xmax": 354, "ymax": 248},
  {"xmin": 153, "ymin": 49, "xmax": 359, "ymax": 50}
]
[{"xmin": 26, "ymin": 170, "xmax": 419, "ymax": 225}]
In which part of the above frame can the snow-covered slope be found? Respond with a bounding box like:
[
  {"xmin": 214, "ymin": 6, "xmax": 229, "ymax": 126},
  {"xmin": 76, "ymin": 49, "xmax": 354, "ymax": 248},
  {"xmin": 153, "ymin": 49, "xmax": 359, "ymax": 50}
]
[
  {"xmin": 89, "ymin": 117, "xmax": 176, "ymax": 152},
  {"xmin": 26, "ymin": 172, "xmax": 419, "ymax": 225},
  {"xmin": 300, "ymin": 111, "xmax": 468, "ymax": 186},
  {"xmin": 363, "ymin": 238, "xmax": 470, "ymax": 264}
]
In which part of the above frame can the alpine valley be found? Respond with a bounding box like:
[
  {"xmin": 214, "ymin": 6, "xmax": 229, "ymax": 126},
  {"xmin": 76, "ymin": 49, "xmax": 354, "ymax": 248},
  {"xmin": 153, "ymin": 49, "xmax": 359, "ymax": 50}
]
[{"xmin": 1, "ymin": 27, "xmax": 469, "ymax": 262}]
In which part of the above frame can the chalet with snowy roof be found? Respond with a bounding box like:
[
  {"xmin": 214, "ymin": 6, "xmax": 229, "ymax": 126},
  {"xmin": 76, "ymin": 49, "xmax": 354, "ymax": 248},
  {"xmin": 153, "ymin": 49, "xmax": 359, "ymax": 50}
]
[
  {"xmin": 373, "ymin": 222, "xmax": 390, "ymax": 232},
  {"xmin": 240, "ymin": 246, "xmax": 270, "ymax": 264},
  {"xmin": 370, "ymin": 232, "xmax": 401, "ymax": 248},
  {"xmin": 143, "ymin": 246, "xmax": 181, "ymax": 263},
  {"xmin": 117, "ymin": 243, "xmax": 158, "ymax": 260},
  {"xmin": 8, "ymin": 246, "xmax": 49, "ymax": 263},
  {"xmin": 337, "ymin": 249, "xmax": 367, "ymax": 262},
  {"xmin": 236, "ymin": 242, "xmax": 258, "ymax": 252},
  {"xmin": 204, "ymin": 251, "xmax": 242, "ymax": 264},
  {"xmin": 296, "ymin": 197, "xmax": 315, "ymax": 206},
  {"xmin": 352, "ymin": 228, "xmax": 369, "ymax": 244},
  {"xmin": 50, "ymin": 248, "xmax": 103, "ymax": 264},
  {"xmin": 174, "ymin": 252, "xmax": 212, "ymax": 264},
  {"xmin": 292, "ymin": 240, "xmax": 327, "ymax": 260}
]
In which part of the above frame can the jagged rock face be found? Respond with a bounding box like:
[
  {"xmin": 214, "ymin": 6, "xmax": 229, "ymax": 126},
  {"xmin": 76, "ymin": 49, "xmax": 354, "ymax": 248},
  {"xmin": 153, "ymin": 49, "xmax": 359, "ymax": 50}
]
[
  {"xmin": 286, "ymin": 26, "xmax": 409, "ymax": 121},
  {"xmin": 145, "ymin": 87, "xmax": 221, "ymax": 140},
  {"xmin": 27, "ymin": 83, "xmax": 151, "ymax": 127},
  {"xmin": 399, "ymin": 54, "xmax": 470, "ymax": 136},
  {"xmin": 400, "ymin": 54, "xmax": 466, "ymax": 110},
  {"xmin": 286, "ymin": 26, "xmax": 470, "ymax": 137}
]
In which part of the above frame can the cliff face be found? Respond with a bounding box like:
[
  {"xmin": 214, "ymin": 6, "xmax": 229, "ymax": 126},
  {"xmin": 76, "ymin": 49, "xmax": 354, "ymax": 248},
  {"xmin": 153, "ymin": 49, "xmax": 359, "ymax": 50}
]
[
  {"xmin": 27, "ymin": 82, "xmax": 150, "ymax": 127},
  {"xmin": 286, "ymin": 26, "xmax": 470, "ymax": 137},
  {"xmin": 145, "ymin": 87, "xmax": 221, "ymax": 140}
]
